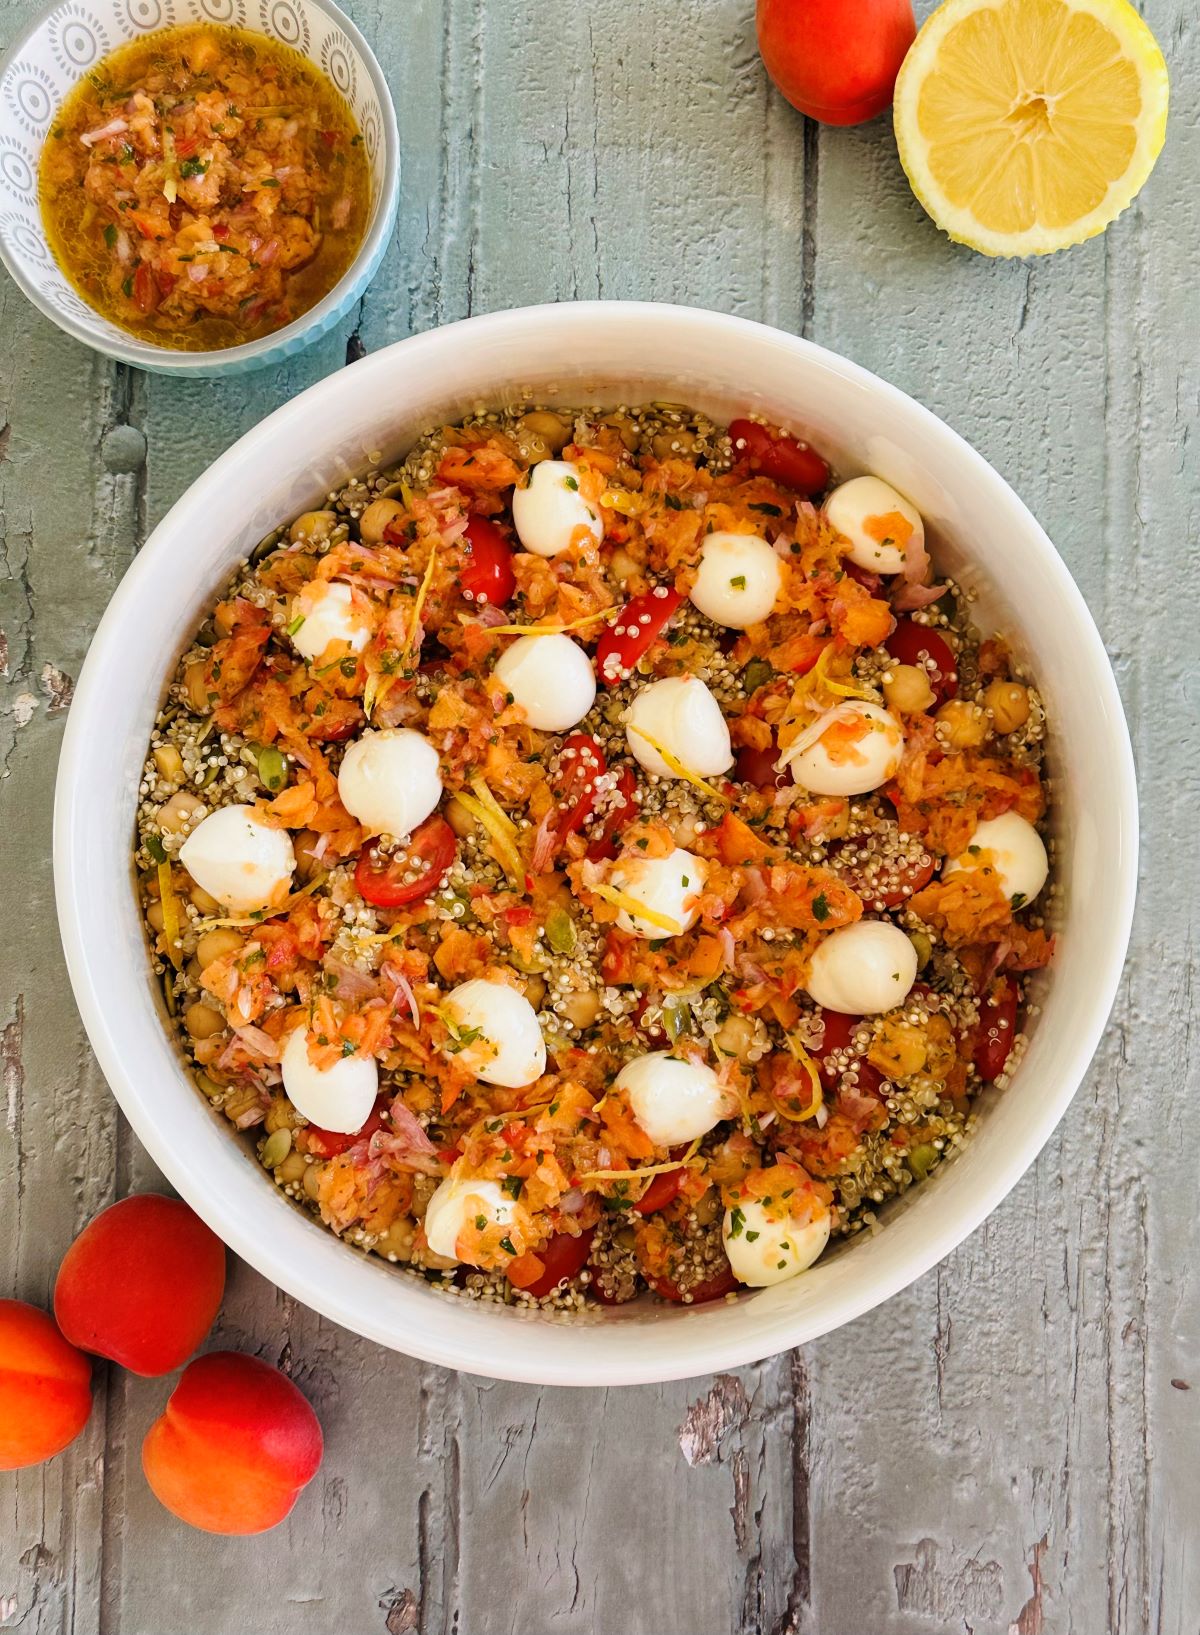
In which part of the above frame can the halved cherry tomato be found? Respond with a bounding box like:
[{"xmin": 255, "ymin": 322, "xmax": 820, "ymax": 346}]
[
  {"xmin": 973, "ymin": 980, "xmax": 1018, "ymax": 1082},
  {"xmin": 595, "ymin": 587, "xmax": 683, "ymax": 685},
  {"xmin": 354, "ymin": 816, "xmax": 456, "ymax": 908},
  {"xmin": 132, "ymin": 263, "xmax": 160, "ymax": 314},
  {"xmin": 517, "ymin": 1229, "xmax": 595, "ymax": 1299},
  {"xmin": 461, "ymin": 516, "xmax": 516, "ymax": 607},
  {"xmin": 728, "ymin": 418, "xmax": 830, "ymax": 495},
  {"xmin": 585, "ymin": 766, "xmax": 638, "ymax": 861},
  {"xmin": 828, "ymin": 839, "xmax": 935, "ymax": 908},
  {"xmin": 814, "ymin": 1007, "xmax": 861, "ymax": 1086},
  {"xmin": 303, "ymin": 1097, "xmax": 388, "ymax": 1159},
  {"xmin": 646, "ymin": 1264, "xmax": 739, "ymax": 1304},
  {"xmin": 633, "ymin": 1164, "xmax": 686, "ymax": 1215},
  {"xmin": 734, "ymin": 742, "xmax": 792, "ymax": 790},
  {"xmin": 885, "ymin": 617, "xmax": 958, "ymax": 702},
  {"xmin": 552, "ymin": 733, "xmax": 608, "ymax": 845}
]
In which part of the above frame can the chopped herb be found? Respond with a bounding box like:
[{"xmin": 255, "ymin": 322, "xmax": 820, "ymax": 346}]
[
  {"xmin": 749, "ymin": 502, "xmax": 783, "ymax": 516},
  {"xmin": 812, "ymin": 892, "xmax": 830, "ymax": 922},
  {"xmin": 664, "ymin": 494, "xmax": 683, "ymax": 510},
  {"xmin": 1011, "ymin": 892, "xmax": 1027, "ymax": 910},
  {"xmin": 146, "ymin": 833, "xmax": 167, "ymax": 864},
  {"xmin": 260, "ymin": 177, "xmax": 280, "ymax": 187},
  {"xmin": 745, "ymin": 1229, "xmax": 760, "ymax": 1242},
  {"xmin": 728, "ymin": 1206, "xmax": 746, "ymax": 1239},
  {"xmin": 474, "ymin": 1214, "xmax": 487, "ymax": 1230},
  {"xmin": 563, "ymin": 475, "xmax": 579, "ymax": 491},
  {"xmin": 178, "ymin": 157, "xmax": 208, "ymax": 178},
  {"xmin": 103, "ymin": 224, "xmax": 117, "ymax": 249},
  {"xmin": 121, "ymin": 275, "xmax": 134, "ymax": 298},
  {"xmin": 730, "ymin": 575, "xmax": 747, "ymax": 589},
  {"xmin": 498, "ymin": 1236, "xmax": 516, "ymax": 1256},
  {"xmin": 340, "ymin": 1040, "xmax": 356, "ymax": 1057},
  {"xmin": 286, "ymin": 614, "xmax": 306, "ymax": 636},
  {"xmin": 501, "ymin": 1177, "xmax": 524, "ymax": 1200}
]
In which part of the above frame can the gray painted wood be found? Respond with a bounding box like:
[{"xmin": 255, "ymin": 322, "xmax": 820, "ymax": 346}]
[{"xmin": 1, "ymin": 0, "xmax": 1195, "ymax": 1628}]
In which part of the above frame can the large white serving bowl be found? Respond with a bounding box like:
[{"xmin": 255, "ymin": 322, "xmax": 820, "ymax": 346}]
[{"xmin": 53, "ymin": 302, "xmax": 1137, "ymax": 1386}]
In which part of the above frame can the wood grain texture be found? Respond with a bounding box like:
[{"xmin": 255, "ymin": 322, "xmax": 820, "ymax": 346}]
[{"xmin": 0, "ymin": 0, "xmax": 1195, "ymax": 1629}]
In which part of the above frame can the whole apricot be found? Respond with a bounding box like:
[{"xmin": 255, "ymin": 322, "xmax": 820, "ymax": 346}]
[
  {"xmin": 54, "ymin": 1194, "xmax": 225, "ymax": 1376},
  {"xmin": 0, "ymin": 1300, "xmax": 92, "ymax": 1469},
  {"xmin": 142, "ymin": 1352, "xmax": 323, "ymax": 1534}
]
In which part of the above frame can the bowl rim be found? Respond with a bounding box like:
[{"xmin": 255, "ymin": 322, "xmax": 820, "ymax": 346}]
[
  {"xmin": 52, "ymin": 301, "xmax": 1139, "ymax": 1383},
  {"xmin": 0, "ymin": 0, "xmax": 400, "ymax": 373}
]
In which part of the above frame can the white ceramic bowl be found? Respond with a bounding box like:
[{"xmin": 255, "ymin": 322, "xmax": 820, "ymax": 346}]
[
  {"xmin": 0, "ymin": 0, "xmax": 399, "ymax": 375},
  {"xmin": 54, "ymin": 302, "xmax": 1137, "ymax": 1385}
]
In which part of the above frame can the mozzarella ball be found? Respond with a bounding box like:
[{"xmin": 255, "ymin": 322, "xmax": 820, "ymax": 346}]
[
  {"xmin": 337, "ymin": 728, "xmax": 442, "ymax": 839},
  {"xmin": 784, "ymin": 702, "xmax": 904, "ymax": 796},
  {"xmin": 424, "ymin": 1175, "xmax": 517, "ymax": 1263},
  {"xmin": 944, "ymin": 812, "xmax": 1049, "ymax": 907},
  {"xmin": 824, "ymin": 475, "xmax": 925, "ymax": 575},
  {"xmin": 615, "ymin": 1053, "xmax": 730, "ymax": 1146},
  {"xmin": 511, "ymin": 460, "xmax": 603, "ymax": 558},
  {"xmin": 689, "ymin": 531, "xmax": 783, "ymax": 628},
  {"xmin": 442, "ymin": 978, "xmax": 546, "ymax": 1088},
  {"xmin": 805, "ymin": 920, "xmax": 918, "ymax": 1015},
  {"xmin": 493, "ymin": 633, "xmax": 596, "ymax": 732},
  {"xmin": 610, "ymin": 847, "xmax": 707, "ymax": 940},
  {"xmin": 625, "ymin": 676, "xmax": 733, "ymax": 779},
  {"xmin": 290, "ymin": 579, "xmax": 373, "ymax": 662},
  {"xmin": 723, "ymin": 1187, "xmax": 831, "ymax": 1287},
  {"xmin": 280, "ymin": 1028, "xmax": 378, "ymax": 1134},
  {"xmin": 179, "ymin": 805, "xmax": 295, "ymax": 913}
]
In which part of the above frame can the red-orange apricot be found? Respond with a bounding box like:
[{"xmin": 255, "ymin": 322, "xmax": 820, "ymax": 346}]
[
  {"xmin": 0, "ymin": 1300, "xmax": 92, "ymax": 1469},
  {"xmin": 54, "ymin": 1194, "xmax": 225, "ymax": 1376},
  {"xmin": 142, "ymin": 1352, "xmax": 323, "ymax": 1534}
]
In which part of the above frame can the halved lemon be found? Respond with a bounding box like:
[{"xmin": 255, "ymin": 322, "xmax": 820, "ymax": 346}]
[{"xmin": 893, "ymin": 0, "xmax": 1169, "ymax": 257}]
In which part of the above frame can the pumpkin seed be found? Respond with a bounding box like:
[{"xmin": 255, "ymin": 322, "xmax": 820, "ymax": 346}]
[
  {"xmin": 908, "ymin": 930, "xmax": 933, "ymax": 970},
  {"xmin": 908, "ymin": 1142, "xmax": 938, "ymax": 1181},
  {"xmin": 260, "ymin": 1128, "xmax": 292, "ymax": 1169},
  {"xmin": 545, "ymin": 906, "xmax": 576, "ymax": 955},
  {"xmin": 195, "ymin": 1071, "xmax": 223, "ymax": 1100},
  {"xmin": 256, "ymin": 744, "xmax": 288, "ymax": 793},
  {"xmin": 742, "ymin": 657, "xmax": 774, "ymax": 694}
]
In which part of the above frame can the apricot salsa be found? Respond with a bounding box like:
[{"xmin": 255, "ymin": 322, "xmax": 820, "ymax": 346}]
[{"xmin": 38, "ymin": 24, "xmax": 370, "ymax": 350}]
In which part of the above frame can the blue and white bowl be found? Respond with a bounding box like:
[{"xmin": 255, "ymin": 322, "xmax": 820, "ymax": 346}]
[{"xmin": 0, "ymin": 0, "xmax": 399, "ymax": 375}]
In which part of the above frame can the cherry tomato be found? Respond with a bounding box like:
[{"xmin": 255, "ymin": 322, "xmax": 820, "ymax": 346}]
[
  {"xmin": 634, "ymin": 1165, "xmax": 687, "ymax": 1216},
  {"xmin": 646, "ymin": 1264, "xmax": 739, "ymax": 1305},
  {"xmin": 595, "ymin": 588, "xmax": 683, "ymax": 685},
  {"xmin": 303, "ymin": 1097, "xmax": 388, "ymax": 1159},
  {"xmin": 461, "ymin": 516, "xmax": 516, "ymax": 607},
  {"xmin": 885, "ymin": 617, "xmax": 958, "ymax": 702},
  {"xmin": 828, "ymin": 839, "xmax": 935, "ymax": 908},
  {"xmin": 585, "ymin": 766, "xmax": 638, "ymax": 861},
  {"xmin": 814, "ymin": 1007, "xmax": 861, "ymax": 1086},
  {"xmin": 756, "ymin": 0, "xmax": 916, "ymax": 127},
  {"xmin": 973, "ymin": 981, "xmax": 1018, "ymax": 1082},
  {"xmin": 552, "ymin": 733, "xmax": 608, "ymax": 845},
  {"xmin": 132, "ymin": 264, "xmax": 160, "ymax": 315},
  {"xmin": 728, "ymin": 418, "xmax": 830, "ymax": 495},
  {"xmin": 734, "ymin": 742, "xmax": 792, "ymax": 790},
  {"xmin": 354, "ymin": 816, "xmax": 456, "ymax": 908},
  {"xmin": 520, "ymin": 1229, "xmax": 595, "ymax": 1299}
]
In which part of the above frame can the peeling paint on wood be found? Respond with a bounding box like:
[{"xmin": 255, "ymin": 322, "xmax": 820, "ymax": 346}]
[{"xmin": 1, "ymin": 0, "xmax": 1197, "ymax": 1629}]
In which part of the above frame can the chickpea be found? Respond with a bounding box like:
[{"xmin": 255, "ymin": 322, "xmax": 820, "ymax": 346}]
[
  {"xmin": 924, "ymin": 1014, "xmax": 958, "ymax": 1078},
  {"xmin": 184, "ymin": 1001, "xmax": 225, "ymax": 1041},
  {"xmin": 444, "ymin": 797, "xmax": 476, "ymax": 840},
  {"xmin": 652, "ymin": 428, "xmax": 701, "ymax": 462},
  {"xmin": 196, "ymin": 927, "xmax": 243, "ymax": 969},
  {"xmin": 810, "ymin": 800, "xmax": 850, "ymax": 842},
  {"xmin": 292, "ymin": 829, "xmax": 325, "ymax": 881},
  {"xmin": 183, "ymin": 659, "xmax": 212, "ymax": 714},
  {"xmin": 276, "ymin": 1150, "xmax": 308, "ymax": 1185},
  {"xmin": 602, "ymin": 413, "xmax": 640, "ymax": 452},
  {"xmin": 520, "ymin": 411, "xmax": 571, "ymax": 454},
  {"xmin": 868, "ymin": 1018, "xmax": 928, "ymax": 1080},
  {"xmin": 883, "ymin": 663, "xmax": 936, "ymax": 716},
  {"xmin": 213, "ymin": 602, "xmax": 237, "ymax": 637},
  {"xmin": 984, "ymin": 679, "xmax": 1030, "ymax": 734},
  {"xmin": 936, "ymin": 699, "xmax": 989, "ymax": 750},
  {"xmin": 145, "ymin": 901, "xmax": 166, "ymax": 933},
  {"xmin": 714, "ymin": 1012, "xmax": 759, "ymax": 1063},
  {"xmin": 302, "ymin": 1161, "xmax": 323, "ymax": 1201},
  {"xmin": 561, "ymin": 989, "xmax": 601, "ymax": 1029},
  {"xmin": 190, "ymin": 883, "xmax": 221, "ymax": 915},
  {"xmin": 375, "ymin": 1218, "xmax": 416, "ymax": 1261},
  {"xmin": 609, "ymin": 546, "xmax": 642, "ymax": 585},
  {"xmin": 153, "ymin": 743, "xmax": 185, "ymax": 784},
  {"xmin": 289, "ymin": 509, "xmax": 338, "ymax": 545},
  {"xmin": 422, "ymin": 1245, "xmax": 459, "ymax": 1272},
  {"xmin": 158, "ymin": 790, "xmax": 207, "ymax": 834},
  {"xmin": 671, "ymin": 812, "xmax": 702, "ymax": 849},
  {"xmin": 359, "ymin": 497, "xmax": 405, "ymax": 544},
  {"xmin": 264, "ymin": 1094, "xmax": 301, "ymax": 1134},
  {"xmin": 514, "ymin": 430, "xmax": 551, "ymax": 466},
  {"xmin": 521, "ymin": 974, "xmax": 547, "ymax": 1010}
]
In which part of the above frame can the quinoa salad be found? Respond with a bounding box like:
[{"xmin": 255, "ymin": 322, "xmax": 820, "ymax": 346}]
[{"xmin": 136, "ymin": 404, "xmax": 1054, "ymax": 1311}]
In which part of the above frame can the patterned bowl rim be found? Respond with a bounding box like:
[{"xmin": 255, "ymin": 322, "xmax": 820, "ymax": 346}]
[{"xmin": 0, "ymin": 0, "xmax": 399, "ymax": 371}]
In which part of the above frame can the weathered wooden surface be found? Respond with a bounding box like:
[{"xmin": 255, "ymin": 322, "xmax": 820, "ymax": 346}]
[{"xmin": 1, "ymin": 0, "xmax": 1196, "ymax": 1629}]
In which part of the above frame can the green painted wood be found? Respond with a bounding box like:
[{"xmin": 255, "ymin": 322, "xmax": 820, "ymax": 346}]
[{"xmin": 0, "ymin": 0, "xmax": 1195, "ymax": 1629}]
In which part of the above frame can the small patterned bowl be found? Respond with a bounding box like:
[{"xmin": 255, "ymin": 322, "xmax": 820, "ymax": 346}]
[{"xmin": 0, "ymin": 0, "xmax": 399, "ymax": 375}]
